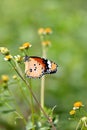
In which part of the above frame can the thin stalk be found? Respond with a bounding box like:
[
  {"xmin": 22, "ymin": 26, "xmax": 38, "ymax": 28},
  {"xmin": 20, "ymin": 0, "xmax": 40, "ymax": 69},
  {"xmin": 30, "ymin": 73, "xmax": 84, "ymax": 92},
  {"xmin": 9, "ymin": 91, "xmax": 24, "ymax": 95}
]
[
  {"xmin": 9, "ymin": 61, "xmax": 56, "ymax": 130},
  {"xmin": 41, "ymin": 75, "xmax": 45, "ymax": 108},
  {"xmin": 41, "ymin": 46, "xmax": 46, "ymax": 108},
  {"xmin": 29, "ymin": 79, "xmax": 35, "ymax": 130},
  {"xmin": 40, "ymin": 35, "xmax": 47, "ymax": 109},
  {"xmin": 26, "ymin": 47, "xmax": 35, "ymax": 130},
  {"xmin": 76, "ymin": 119, "xmax": 81, "ymax": 130}
]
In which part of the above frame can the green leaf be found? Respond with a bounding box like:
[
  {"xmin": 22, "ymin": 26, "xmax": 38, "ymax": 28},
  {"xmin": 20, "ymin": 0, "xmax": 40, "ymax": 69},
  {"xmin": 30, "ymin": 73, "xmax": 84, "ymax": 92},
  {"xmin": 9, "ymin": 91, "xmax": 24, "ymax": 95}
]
[
  {"xmin": 26, "ymin": 122, "xmax": 36, "ymax": 130},
  {"xmin": 1, "ymin": 109, "xmax": 16, "ymax": 114},
  {"xmin": 39, "ymin": 127, "xmax": 50, "ymax": 130}
]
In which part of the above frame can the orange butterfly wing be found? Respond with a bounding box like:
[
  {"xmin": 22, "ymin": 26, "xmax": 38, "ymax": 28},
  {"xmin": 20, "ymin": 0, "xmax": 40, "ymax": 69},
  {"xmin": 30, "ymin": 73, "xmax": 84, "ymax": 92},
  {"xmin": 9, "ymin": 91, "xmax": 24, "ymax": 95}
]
[
  {"xmin": 24, "ymin": 57, "xmax": 46, "ymax": 78},
  {"xmin": 24, "ymin": 56, "xmax": 58, "ymax": 78}
]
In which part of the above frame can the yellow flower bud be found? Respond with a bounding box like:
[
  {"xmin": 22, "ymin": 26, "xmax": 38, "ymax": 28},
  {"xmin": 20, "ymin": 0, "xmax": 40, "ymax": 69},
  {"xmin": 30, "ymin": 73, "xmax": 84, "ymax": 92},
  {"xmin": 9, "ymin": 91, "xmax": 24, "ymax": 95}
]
[
  {"xmin": 1, "ymin": 75, "xmax": 9, "ymax": 82},
  {"xmin": 69, "ymin": 110, "xmax": 76, "ymax": 115},
  {"xmin": 42, "ymin": 41, "xmax": 51, "ymax": 47},
  {"xmin": 22, "ymin": 42, "xmax": 32, "ymax": 49},
  {"xmin": 4, "ymin": 55, "xmax": 13, "ymax": 61},
  {"xmin": 0, "ymin": 47, "xmax": 9, "ymax": 55}
]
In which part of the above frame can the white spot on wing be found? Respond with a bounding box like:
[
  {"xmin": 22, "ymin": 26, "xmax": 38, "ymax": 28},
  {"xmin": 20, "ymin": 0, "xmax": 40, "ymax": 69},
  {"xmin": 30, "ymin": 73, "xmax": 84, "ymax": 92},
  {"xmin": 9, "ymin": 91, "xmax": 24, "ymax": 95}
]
[{"xmin": 47, "ymin": 60, "xmax": 51, "ymax": 68}]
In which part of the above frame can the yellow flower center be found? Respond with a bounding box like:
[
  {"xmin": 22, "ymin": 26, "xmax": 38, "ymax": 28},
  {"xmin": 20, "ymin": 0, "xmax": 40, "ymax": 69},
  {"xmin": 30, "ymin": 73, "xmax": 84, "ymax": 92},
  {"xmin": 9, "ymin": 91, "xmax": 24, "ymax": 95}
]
[
  {"xmin": 4, "ymin": 55, "xmax": 12, "ymax": 61},
  {"xmin": 45, "ymin": 28, "xmax": 52, "ymax": 34},
  {"xmin": 38, "ymin": 28, "xmax": 45, "ymax": 35},
  {"xmin": 69, "ymin": 110, "xmax": 76, "ymax": 115},
  {"xmin": 1, "ymin": 75, "xmax": 9, "ymax": 82},
  {"xmin": 74, "ymin": 102, "xmax": 83, "ymax": 108},
  {"xmin": 42, "ymin": 41, "xmax": 51, "ymax": 46},
  {"xmin": 22, "ymin": 42, "xmax": 32, "ymax": 49}
]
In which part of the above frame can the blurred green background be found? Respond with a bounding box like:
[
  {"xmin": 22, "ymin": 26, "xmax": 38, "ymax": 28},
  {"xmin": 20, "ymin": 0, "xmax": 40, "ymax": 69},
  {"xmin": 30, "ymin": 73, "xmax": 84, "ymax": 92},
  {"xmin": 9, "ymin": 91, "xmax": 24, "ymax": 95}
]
[{"xmin": 0, "ymin": 0, "xmax": 87, "ymax": 130}]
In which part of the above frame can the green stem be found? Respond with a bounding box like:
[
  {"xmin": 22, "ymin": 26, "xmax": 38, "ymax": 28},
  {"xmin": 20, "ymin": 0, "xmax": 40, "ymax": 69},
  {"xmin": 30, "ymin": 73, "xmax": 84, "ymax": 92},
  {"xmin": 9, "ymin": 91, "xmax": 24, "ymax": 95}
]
[
  {"xmin": 40, "ymin": 35, "xmax": 47, "ymax": 109},
  {"xmin": 29, "ymin": 79, "xmax": 35, "ymax": 130},
  {"xmin": 76, "ymin": 119, "xmax": 82, "ymax": 130},
  {"xmin": 41, "ymin": 75, "xmax": 45, "ymax": 108}
]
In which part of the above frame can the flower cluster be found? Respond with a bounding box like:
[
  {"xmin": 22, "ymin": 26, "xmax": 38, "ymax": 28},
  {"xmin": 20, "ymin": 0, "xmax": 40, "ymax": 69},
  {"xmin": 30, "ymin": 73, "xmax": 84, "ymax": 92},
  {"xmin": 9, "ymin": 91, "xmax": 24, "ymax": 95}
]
[
  {"xmin": 38, "ymin": 27, "xmax": 52, "ymax": 35},
  {"xmin": 38, "ymin": 27, "xmax": 52, "ymax": 47},
  {"xmin": 0, "ymin": 47, "xmax": 13, "ymax": 61},
  {"xmin": 42, "ymin": 41, "xmax": 51, "ymax": 47},
  {"xmin": 69, "ymin": 101, "xmax": 84, "ymax": 116},
  {"xmin": 0, "ymin": 42, "xmax": 32, "ymax": 62}
]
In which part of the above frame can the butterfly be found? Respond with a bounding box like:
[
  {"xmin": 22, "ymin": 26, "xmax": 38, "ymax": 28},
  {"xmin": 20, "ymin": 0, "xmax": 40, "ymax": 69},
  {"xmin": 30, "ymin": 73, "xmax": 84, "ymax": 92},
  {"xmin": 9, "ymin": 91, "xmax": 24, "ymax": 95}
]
[{"xmin": 24, "ymin": 55, "xmax": 58, "ymax": 78}]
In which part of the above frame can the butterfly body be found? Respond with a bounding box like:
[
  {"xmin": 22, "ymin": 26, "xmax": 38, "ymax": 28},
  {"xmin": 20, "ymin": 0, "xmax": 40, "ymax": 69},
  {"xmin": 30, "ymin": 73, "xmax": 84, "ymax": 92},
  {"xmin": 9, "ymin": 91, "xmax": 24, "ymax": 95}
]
[{"xmin": 24, "ymin": 55, "xmax": 58, "ymax": 78}]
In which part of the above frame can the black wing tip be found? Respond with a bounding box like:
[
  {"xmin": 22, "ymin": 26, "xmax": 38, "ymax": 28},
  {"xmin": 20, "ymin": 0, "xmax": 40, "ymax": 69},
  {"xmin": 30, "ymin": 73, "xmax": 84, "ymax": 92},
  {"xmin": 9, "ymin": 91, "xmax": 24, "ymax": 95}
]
[{"xmin": 50, "ymin": 69, "xmax": 57, "ymax": 74}]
